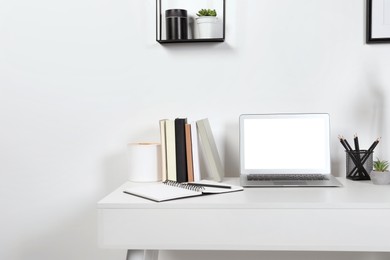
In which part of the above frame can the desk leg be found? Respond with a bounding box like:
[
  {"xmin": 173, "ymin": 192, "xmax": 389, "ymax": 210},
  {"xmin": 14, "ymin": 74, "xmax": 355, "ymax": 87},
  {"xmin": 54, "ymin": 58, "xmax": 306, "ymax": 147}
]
[{"xmin": 126, "ymin": 250, "xmax": 159, "ymax": 260}]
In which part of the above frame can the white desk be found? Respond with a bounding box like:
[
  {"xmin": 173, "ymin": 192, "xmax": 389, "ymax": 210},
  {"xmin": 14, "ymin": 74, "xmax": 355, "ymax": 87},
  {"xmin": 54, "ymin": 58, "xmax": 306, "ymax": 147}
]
[{"xmin": 98, "ymin": 178, "xmax": 390, "ymax": 260}]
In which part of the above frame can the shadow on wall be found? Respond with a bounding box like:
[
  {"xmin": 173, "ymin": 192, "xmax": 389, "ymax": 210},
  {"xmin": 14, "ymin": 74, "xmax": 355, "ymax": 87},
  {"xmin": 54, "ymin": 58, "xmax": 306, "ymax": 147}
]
[
  {"xmin": 13, "ymin": 151, "xmax": 130, "ymax": 260},
  {"xmin": 331, "ymin": 157, "xmax": 343, "ymax": 177},
  {"xmin": 15, "ymin": 207, "xmax": 125, "ymax": 260},
  {"xmin": 354, "ymin": 72, "xmax": 387, "ymax": 157},
  {"xmin": 355, "ymin": 85, "xmax": 385, "ymax": 139},
  {"xmin": 102, "ymin": 151, "xmax": 128, "ymax": 195},
  {"xmin": 367, "ymin": 85, "xmax": 385, "ymax": 148},
  {"xmin": 223, "ymin": 122, "xmax": 240, "ymax": 177}
]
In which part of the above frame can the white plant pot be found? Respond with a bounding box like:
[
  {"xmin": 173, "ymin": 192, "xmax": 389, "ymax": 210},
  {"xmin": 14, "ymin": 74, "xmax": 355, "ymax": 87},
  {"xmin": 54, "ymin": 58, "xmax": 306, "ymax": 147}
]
[
  {"xmin": 196, "ymin": 16, "xmax": 219, "ymax": 39},
  {"xmin": 369, "ymin": 171, "xmax": 390, "ymax": 185}
]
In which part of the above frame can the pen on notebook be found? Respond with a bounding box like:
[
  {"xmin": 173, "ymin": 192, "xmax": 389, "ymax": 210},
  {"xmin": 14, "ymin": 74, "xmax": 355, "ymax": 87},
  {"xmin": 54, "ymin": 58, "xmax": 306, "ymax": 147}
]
[{"xmin": 187, "ymin": 182, "xmax": 232, "ymax": 189}]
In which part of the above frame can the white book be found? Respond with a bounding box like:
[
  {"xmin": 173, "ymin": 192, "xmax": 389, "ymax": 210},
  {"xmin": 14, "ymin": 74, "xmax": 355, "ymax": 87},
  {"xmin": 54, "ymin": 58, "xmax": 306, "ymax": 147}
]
[
  {"xmin": 191, "ymin": 122, "xmax": 201, "ymax": 182},
  {"xmin": 196, "ymin": 118, "xmax": 224, "ymax": 182},
  {"xmin": 165, "ymin": 119, "xmax": 177, "ymax": 181}
]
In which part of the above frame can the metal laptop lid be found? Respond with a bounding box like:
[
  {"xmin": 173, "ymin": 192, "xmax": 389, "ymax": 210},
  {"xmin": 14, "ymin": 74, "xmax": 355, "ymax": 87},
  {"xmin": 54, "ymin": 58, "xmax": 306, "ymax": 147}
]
[{"xmin": 239, "ymin": 113, "xmax": 331, "ymax": 175}]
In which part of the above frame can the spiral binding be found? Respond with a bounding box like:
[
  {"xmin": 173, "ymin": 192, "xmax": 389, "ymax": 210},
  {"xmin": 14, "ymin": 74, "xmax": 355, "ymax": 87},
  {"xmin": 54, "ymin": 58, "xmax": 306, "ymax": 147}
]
[{"xmin": 163, "ymin": 180, "xmax": 205, "ymax": 192}]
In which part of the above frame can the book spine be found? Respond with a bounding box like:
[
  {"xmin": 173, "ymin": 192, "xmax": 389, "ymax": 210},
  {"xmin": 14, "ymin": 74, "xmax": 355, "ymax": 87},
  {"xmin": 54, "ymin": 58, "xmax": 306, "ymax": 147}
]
[
  {"xmin": 159, "ymin": 120, "xmax": 168, "ymax": 182},
  {"xmin": 196, "ymin": 118, "xmax": 224, "ymax": 182},
  {"xmin": 175, "ymin": 118, "xmax": 188, "ymax": 183},
  {"xmin": 165, "ymin": 119, "xmax": 177, "ymax": 181},
  {"xmin": 191, "ymin": 122, "xmax": 201, "ymax": 182},
  {"xmin": 185, "ymin": 123, "xmax": 194, "ymax": 182}
]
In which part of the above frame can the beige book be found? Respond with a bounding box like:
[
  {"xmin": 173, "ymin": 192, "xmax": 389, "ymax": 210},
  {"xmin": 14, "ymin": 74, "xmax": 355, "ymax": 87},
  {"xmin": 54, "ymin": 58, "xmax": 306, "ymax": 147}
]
[{"xmin": 159, "ymin": 120, "xmax": 168, "ymax": 182}]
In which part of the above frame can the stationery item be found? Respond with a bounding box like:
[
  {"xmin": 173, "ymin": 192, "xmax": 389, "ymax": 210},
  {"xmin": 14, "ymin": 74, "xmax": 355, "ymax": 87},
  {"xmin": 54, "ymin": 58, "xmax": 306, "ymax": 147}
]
[
  {"xmin": 191, "ymin": 122, "xmax": 201, "ymax": 181},
  {"xmin": 239, "ymin": 113, "xmax": 342, "ymax": 187},
  {"xmin": 123, "ymin": 180, "xmax": 244, "ymax": 202},
  {"xmin": 175, "ymin": 118, "xmax": 188, "ymax": 182},
  {"xmin": 127, "ymin": 143, "xmax": 162, "ymax": 182},
  {"xmin": 354, "ymin": 134, "xmax": 360, "ymax": 156},
  {"xmin": 159, "ymin": 120, "xmax": 168, "ymax": 181},
  {"xmin": 165, "ymin": 120, "xmax": 177, "ymax": 181},
  {"xmin": 338, "ymin": 135, "xmax": 380, "ymax": 180},
  {"xmin": 346, "ymin": 150, "xmax": 373, "ymax": 180},
  {"xmin": 185, "ymin": 123, "xmax": 194, "ymax": 182},
  {"xmin": 353, "ymin": 134, "xmax": 363, "ymax": 174},
  {"xmin": 196, "ymin": 118, "xmax": 224, "ymax": 182},
  {"xmin": 339, "ymin": 136, "xmax": 369, "ymax": 179}
]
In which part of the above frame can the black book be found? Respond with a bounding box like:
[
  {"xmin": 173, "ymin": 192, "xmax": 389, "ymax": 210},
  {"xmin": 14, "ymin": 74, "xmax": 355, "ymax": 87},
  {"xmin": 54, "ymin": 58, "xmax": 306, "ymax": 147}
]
[{"xmin": 175, "ymin": 118, "xmax": 188, "ymax": 183}]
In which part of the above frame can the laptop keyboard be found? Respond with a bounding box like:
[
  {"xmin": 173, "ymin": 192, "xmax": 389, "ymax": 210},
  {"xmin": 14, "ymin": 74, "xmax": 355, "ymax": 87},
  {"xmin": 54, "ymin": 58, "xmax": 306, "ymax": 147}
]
[{"xmin": 247, "ymin": 174, "xmax": 329, "ymax": 181}]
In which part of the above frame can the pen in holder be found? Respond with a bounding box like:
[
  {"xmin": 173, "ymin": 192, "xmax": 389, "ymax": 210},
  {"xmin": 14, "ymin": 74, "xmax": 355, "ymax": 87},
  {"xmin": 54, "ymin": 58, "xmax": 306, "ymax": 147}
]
[{"xmin": 345, "ymin": 150, "xmax": 373, "ymax": 180}]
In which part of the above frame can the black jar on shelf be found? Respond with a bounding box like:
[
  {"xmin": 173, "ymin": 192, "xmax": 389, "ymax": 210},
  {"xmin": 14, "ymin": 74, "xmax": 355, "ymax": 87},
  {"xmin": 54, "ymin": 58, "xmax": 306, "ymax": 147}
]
[{"xmin": 165, "ymin": 9, "xmax": 188, "ymax": 40}]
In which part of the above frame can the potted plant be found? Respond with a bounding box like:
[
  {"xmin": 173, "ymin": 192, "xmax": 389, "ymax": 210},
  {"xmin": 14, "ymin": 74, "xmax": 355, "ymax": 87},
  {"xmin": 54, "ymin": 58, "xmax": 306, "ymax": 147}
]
[
  {"xmin": 370, "ymin": 158, "xmax": 390, "ymax": 185},
  {"xmin": 195, "ymin": 9, "xmax": 219, "ymax": 39}
]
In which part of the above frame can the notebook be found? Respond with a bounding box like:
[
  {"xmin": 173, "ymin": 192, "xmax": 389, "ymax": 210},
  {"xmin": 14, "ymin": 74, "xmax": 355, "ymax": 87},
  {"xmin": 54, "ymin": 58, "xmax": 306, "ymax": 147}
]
[
  {"xmin": 239, "ymin": 113, "xmax": 342, "ymax": 187},
  {"xmin": 124, "ymin": 180, "xmax": 244, "ymax": 202}
]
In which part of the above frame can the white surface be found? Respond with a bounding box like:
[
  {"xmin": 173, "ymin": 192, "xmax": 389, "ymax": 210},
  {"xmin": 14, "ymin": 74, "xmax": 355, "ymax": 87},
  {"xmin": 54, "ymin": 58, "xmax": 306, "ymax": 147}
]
[
  {"xmin": 1, "ymin": 0, "xmax": 390, "ymax": 260},
  {"xmin": 98, "ymin": 178, "xmax": 390, "ymax": 251},
  {"xmin": 99, "ymin": 178, "xmax": 390, "ymax": 209}
]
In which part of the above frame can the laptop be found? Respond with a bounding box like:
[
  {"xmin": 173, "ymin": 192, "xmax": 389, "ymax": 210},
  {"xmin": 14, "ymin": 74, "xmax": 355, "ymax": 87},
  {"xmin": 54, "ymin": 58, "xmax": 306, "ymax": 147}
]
[{"xmin": 239, "ymin": 113, "xmax": 342, "ymax": 187}]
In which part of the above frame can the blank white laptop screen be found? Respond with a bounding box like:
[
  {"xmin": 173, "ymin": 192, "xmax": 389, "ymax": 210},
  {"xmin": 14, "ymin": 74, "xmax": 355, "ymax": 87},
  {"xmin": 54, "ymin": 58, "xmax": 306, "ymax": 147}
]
[{"xmin": 240, "ymin": 114, "xmax": 331, "ymax": 174}]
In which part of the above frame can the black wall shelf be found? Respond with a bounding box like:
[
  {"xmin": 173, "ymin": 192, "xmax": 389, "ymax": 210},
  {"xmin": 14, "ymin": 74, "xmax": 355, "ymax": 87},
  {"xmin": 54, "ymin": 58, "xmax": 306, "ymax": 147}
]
[{"xmin": 156, "ymin": 0, "xmax": 226, "ymax": 44}]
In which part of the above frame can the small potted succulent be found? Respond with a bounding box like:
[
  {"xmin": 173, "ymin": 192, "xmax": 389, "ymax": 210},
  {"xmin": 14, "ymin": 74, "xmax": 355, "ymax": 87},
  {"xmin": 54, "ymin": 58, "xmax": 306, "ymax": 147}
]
[
  {"xmin": 196, "ymin": 9, "xmax": 219, "ymax": 39},
  {"xmin": 370, "ymin": 158, "xmax": 390, "ymax": 185}
]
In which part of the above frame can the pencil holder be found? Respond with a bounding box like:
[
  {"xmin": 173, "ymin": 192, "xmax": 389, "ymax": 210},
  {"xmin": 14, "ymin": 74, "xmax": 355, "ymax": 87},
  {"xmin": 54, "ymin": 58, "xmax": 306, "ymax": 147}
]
[{"xmin": 345, "ymin": 150, "xmax": 373, "ymax": 180}]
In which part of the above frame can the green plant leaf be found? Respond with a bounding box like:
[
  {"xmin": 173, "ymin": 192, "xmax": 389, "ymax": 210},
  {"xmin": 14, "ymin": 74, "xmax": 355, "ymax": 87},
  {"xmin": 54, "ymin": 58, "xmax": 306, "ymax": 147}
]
[
  {"xmin": 373, "ymin": 158, "xmax": 389, "ymax": 172},
  {"xmin": 196, "ymin": 9, "xmax": 217, "ymax": 17}
]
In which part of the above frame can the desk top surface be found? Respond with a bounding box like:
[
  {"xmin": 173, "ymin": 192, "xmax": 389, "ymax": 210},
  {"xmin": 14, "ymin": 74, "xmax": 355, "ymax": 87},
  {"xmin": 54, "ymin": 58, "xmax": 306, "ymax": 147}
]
[{"xmin": 98, "ymin": 178, "xmax": 390, "ymax": 209}]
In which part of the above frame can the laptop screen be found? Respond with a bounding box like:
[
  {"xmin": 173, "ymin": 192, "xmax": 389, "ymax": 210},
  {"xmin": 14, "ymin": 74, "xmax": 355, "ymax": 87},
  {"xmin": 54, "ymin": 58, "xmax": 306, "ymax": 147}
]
[{"xmin": 240, "ymin": 114, "xmax": 331, "ymax": 174}]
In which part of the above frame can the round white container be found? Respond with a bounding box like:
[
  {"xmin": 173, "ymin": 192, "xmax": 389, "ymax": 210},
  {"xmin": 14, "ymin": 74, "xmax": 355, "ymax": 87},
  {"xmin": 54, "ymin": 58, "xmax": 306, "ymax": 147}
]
[{"xmin": 127, "ymin": 143, "xmax": 161, "ymax": 182}]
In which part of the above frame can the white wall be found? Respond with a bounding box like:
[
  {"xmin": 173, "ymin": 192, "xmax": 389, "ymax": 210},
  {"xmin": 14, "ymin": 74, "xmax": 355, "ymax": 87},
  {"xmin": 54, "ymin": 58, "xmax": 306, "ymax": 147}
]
[{"xmin": 1, "ymin": 0, "xmax": 390, "ymax": 259}]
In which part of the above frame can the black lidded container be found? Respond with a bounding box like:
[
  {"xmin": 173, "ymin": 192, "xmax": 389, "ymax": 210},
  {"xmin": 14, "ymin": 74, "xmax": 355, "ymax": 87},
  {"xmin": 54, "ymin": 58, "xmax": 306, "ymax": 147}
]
[{"xmin": 165, "ymin": 9, "xmax": 188, "ymax": 40}]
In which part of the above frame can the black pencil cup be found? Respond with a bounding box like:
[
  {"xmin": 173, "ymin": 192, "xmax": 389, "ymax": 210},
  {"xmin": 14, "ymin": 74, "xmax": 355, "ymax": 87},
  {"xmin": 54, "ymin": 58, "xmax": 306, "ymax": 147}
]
[{"xmin": 345, "ymin": 150, "xmax": 373, "ymax": 180}]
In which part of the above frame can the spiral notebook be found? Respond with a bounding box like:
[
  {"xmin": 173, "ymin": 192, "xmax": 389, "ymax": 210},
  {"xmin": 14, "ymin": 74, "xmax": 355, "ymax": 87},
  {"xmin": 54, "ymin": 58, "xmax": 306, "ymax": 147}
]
[{"xmin": 123, "ymin": 180, "xmax": 243, "ymax": 202}]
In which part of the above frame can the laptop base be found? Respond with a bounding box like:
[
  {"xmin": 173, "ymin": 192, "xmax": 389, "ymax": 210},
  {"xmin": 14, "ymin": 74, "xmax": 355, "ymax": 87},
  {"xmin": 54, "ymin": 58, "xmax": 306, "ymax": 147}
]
[{"xmin": 241, "ymin": 175, "xmax": 343, "ymax": 187}]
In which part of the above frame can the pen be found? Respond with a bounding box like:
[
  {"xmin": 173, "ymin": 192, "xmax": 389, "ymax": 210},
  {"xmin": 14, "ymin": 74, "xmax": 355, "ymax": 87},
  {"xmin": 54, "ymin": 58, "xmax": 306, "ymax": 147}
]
[
  {"xmin": 367, "ymin": 137, "xmax": 380, "ymax": 153},
  {"xmin": 187, "ymin": 183, "xmax": 232, "ymax": 189},
  {"xmin": 343, "ymin": 137, "xmax": 353, "ymax": 151},
  {"xmin": 338, "ymin": 135, "xmax": 350, "ymax": 151},
  {"xmin": 354, "ymin": 133, "xmax": 361, "ymax": 158}
]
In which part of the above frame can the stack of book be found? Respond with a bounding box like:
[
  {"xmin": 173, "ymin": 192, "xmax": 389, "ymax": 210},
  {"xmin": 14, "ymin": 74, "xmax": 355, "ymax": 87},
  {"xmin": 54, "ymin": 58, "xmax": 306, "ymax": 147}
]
[{"xmin": 159, "ymin": 118, "xmax": 224, "ymax": 183}]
